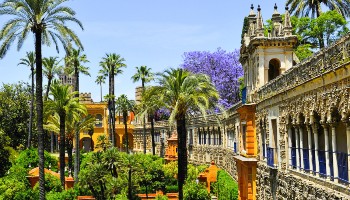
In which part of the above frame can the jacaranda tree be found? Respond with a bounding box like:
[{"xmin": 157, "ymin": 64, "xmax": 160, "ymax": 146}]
[
  {"xmin": 182, "ymin": 48, "xmax": 243, "ymax": 108},
  {"xmin": 0, "ymin": 1, "xmax": 83, "ymax": 198}
]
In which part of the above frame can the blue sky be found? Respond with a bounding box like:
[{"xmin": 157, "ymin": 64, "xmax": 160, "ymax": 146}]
[{"xmin": 0, "ymin": 0, "xmax": 279, "ymax": 101}]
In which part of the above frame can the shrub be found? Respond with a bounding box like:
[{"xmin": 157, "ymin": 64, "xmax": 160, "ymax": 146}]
[
  {"xmin": 155, "ymin": 194, "xmax": 169, "ymax": 200},
  {"xmin": 15, "ymin": 148, "xmax": 58, "ymax": 171},
  {"xmin": 46, "ymin": 188, "xmax": 78, "ymax": 200},
  {"xmin": 211, "ymin": 170, "xmax": 238, "ymax": 200},
  {"xmin": 183, "ymin": 181, "xmax": 210, "ymax": 200},
  {"xmin": 165, "ymin": 185, "xmax": 178, "ymax": 193},
  {"xmin": 33, "ymin": 174, "xmax": 62, "ymax": 193}
]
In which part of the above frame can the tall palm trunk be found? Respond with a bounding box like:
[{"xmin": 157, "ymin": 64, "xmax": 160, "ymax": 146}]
[
  {"xmin": 124, "ymin": 111, "xmax": 129, "ymax": 154},
  {"xmin": 67, "ymin": 138, "xmax": 73, "ymax": 173},
  {"xmin": 150, "ymin": 114, "xmax": 155, "ymax": 155},
  {"xmin": 111, "ymin": 65, "xmax": 116, "ymax": 147},
  {"xmin": 142, "ymin": 81, "xmax": 147, "ymax": 154},
  {"xmin": 100, "ymin": 83, "xmax": 102, "ymax": 102},
  {"xmin": 45, "ymin": 77, "xmax": 52, "ymax": 101},
  {"xmin": 51, "ymin": 132, "xmax": 54, "ymax": 153},
  {"xmin": 27, "ymin": 67, "xmax": 34, "ymax": 148},
  {"xmin": 59, "ymin": 112, "xmax": 66, "ymax": 188},
  {"xmin": 74, "ymin": 64, "xmax": 80, "ymax": 183},
  {"xmin": 177, "ymin": 116, "xmax": 187, "ymax": 200},
  {"xmin": 108, "ymin": 70, "xmax": 112, "ymax": 142},
  {"xmin": 35, "ymin": 31, "xmax": 45, "ymax": 200}
]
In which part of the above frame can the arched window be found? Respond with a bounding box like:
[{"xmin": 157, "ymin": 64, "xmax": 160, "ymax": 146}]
[
  {"xmin": 95, "ymin": 114, "xmax": 103, "ymax": 127},
  {"xmin": 268, "ymin": 59, "xmax": 281, "ymax": 81}
]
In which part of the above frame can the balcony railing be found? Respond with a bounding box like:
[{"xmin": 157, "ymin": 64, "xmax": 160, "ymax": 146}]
[{"xmin": 267, "ymin": 147, "xmax": 277, "ymax": 168}]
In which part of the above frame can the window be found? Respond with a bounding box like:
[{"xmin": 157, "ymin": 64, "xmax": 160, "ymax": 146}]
[
  {"xmin": 155, "ymin": 131, "xmax": 160, "ymax": 143},
  {"xmin": 95, "ymin": 114, "xmax": 103, "ymax": 127},
  {"xmin": 268, "ymin": 59, "xmax": 281, "ymax": 81},
  {"xmin": 242, "ymin": 125, "xmax": 247, "ymax": 151}
]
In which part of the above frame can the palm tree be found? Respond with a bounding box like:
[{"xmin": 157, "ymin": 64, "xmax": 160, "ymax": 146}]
[
  {"xmin": 131, "ymin": 66, "xmax": 154, "ymax": 154},
  {"xmin": 0, "ymin": 1, "xmax": 83, "ymax": 198},
  {"xmin": 18, "ymin": 51, "xmax": 35, "ymax": 149},
  {"xmin": 45, "ymin": 111, "xmax": 94, "ymax": 176},
  {"xmin": 143, "ymin": 68, "xmax": 219, "ymax": 200},
  {"xmin": 138, "ymin": 86, "xmax": 162, "ymax": 155},
  {"xmin": 43, "ymin": 56, "xmax": 61, "ymax": 101},
  {"xmin": 64, "ymin": 47, "xmax": 89, "ymax": 182},
  {"xmin": 115, "ymin": 94, "xmax": 135, "ymax": 154},
  {"xmin": 45, "ymin": 82, "xmax": 84, "ymax": 188},
  {"xmin": 95, "ymin": 75, "xmax": 106, "ymax": 102},
  {"xmin": 99, "ymin": 53, "xmax": 126, "ymax": 147},
  {"xmin": 286, "ymin": 0, "xmax": 350, "ymax": 19}
]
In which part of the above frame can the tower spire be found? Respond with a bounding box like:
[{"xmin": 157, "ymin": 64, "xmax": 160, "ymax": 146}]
[
  {"xmin": 283, "ymin": 6, "xmax": 292, "ymax": 36},
  {"xmin": 256, "ymin": 5, "xmax": 264, "ymax": 37}
]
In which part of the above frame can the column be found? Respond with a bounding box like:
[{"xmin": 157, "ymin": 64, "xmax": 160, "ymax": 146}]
[
  {"xmin": 346, "ymin": 122, "xmax": 350, "ymax": 182},
  {"xmin": 323, "ymin": 124, "xmax": 330, "ymax": 180},
  {"xmin": 307, "ymin": 125, "xmax": 314, "ymax": 174},
  {"xmin": 331, "ymin": 124, "xmax": 338, "ymax": 183},
  {"xmin": 288, "ymin": 127, "xmax": 292, "ymax": 169},
  {"xmin": 299, "ymin": 126, "xmax": 304, "ymax": 171},
  {"xmin": 295, "ymin": 126, "xmax": 300, "ymax": 171},
  {"xmin": 313, "ymin": 124, "xmax": 320, "ymax": 176}
]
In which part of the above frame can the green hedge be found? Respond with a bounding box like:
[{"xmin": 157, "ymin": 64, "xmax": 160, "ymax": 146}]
[{"xmin": 211, "ymin": 170, "xmax": 238, "ymax": 200}]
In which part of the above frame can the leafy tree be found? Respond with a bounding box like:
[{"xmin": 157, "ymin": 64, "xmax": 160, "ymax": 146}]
[
  {"xmin": 45, "ymin": 83, "xmax": 85, "ymax": 188},
  {"xmin": 182, "ymin": 48, "xmax": 243, "ymax": 108},
  {"xmin": 131, "ymin": 66, "xmax": 154, "ymax": 154},
  {"xmin": 144, "ymin": 68, "xmax": 219, "ymax": 199},
  {"xmin": 99, "ymin": 54, "xmax": 126, "ymax": 147},
  {"xmin": 18, "ymin": 52, "xmax": 36, "ymax": 148},
  {"xmin": 0, "ymin": 82, "xmax": 31, "ymax": 148},
  {"xmin": 0, "ymin": 0, "xmax": 84, "ymax": 197},
  {"xmin": 95, "ymin": 75, "xmax": 106, "ymax": 102},
  {"xmin": 115, "ymin": 94, "xmax": 135, "ymax": 153}
]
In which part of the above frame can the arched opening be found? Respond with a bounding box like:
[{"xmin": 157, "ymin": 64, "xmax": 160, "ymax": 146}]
[
  {"xmin": 268, "ymin": 59, "xmax": 281, "ymax": 81},
  {"xmin": 80, "ymin": 137, "xmax": 94, "ymax": 152}
]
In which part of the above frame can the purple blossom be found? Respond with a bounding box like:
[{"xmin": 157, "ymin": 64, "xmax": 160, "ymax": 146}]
[{"xmin": 181, "ymin": 48, "xmax": 243, "ymax": 108}]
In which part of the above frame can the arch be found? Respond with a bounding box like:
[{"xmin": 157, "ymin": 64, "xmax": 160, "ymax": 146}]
[
  {"xmin": 268, "ymin": 59, "xmax": 281, "ymax": 81},
  {"xmin": 80, "ymin": 137, "xmax": 94, "ymax": 152}
]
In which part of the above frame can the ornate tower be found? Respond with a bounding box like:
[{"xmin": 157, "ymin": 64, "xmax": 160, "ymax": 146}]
[{"xmin": 240, "ymin": 5, "xmax": 298, "ymax": 102}]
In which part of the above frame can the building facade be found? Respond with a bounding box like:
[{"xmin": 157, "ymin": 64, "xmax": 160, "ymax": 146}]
[{"xmin": 135, "ymin": 4, "xmax": 350, "ymax": 200}]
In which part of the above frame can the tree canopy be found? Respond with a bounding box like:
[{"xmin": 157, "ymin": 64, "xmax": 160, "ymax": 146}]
[{"xmin": 182, "ymin": 48, "xmax": 243, "ymax": 108}]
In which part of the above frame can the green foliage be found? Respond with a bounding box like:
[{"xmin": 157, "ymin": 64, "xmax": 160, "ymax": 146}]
[
  {"xmin": 186, "ymin": 164, "xmax": 207, "ymax": 182},
  {"xmin": 0, "ymin": 129, "xmax": 11, "ymax": 177},
  {"xmin": 165, "ymin": 185, "xmax": 178, "ymax": 193},
  {"xmin": 241, "ymin": 17, "xmax": 249, "ymax": 43},
  {"xmin": 155, "ymin": 194, "xmax": 169, "ymax": 200},
  {"xmin": 0, "ymin": 165, "xmax": 37, "ymax": 200},
  {"xmin": 0, "ymin": 82, "xmax": 31, "ymax": 148},
  {"xmin": 46, "ymin": 188, "xmax": 78, "ymax": 200},
  {"xmin": 33, "ymin": 174, "xmax": 62, "ymax": 193},
  {"xmin": 15, "ymin": 148, "xmax": 58, "ymax": 172},
  {"xmin": 183, "ymin": 181, "xmax": 210, "ymax": 200},
  {"xmin": 295, "ymin": 44, "xmax": 313, "ymax": 61},
  {"xmin": 211, "ymin": 170, "xmax": 238, "ymax": 200},
  {"xmin": 163, "ymin": 161, "xmax": 178, "ymax": 186}
]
